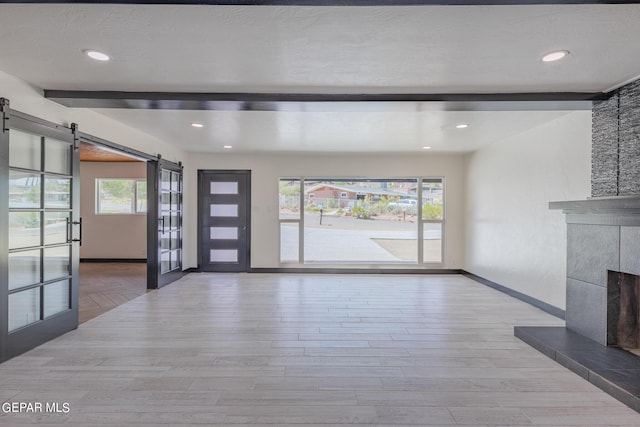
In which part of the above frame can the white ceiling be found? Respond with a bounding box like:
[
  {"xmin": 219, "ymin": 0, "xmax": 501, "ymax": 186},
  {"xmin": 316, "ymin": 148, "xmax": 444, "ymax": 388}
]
[
  {"xmin": 95, "ymin": 108, "xmax": 574, "ymax": 153},
  {"xmin": 1, "ymin": 3, "xmax": 639, "ymax": 153}
]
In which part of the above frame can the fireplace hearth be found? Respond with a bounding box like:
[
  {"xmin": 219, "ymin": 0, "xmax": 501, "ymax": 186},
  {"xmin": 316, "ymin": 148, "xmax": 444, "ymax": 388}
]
[{"xmin": 515, "ymin": 196, "xmax": 640, "ymax": 413}]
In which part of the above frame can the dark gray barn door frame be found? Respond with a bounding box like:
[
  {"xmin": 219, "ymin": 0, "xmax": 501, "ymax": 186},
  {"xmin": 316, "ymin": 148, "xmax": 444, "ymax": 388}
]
[
  {"xmin": 0, "ymin": 99, "xmax": 80, "ymax": 363},
  {"xmin": 77, "ymin": 133, "xmax": 185, "ymax": 289},
  {"xmin": 147, "ymin": 158, "xmax": 185, "ymax": 288}
]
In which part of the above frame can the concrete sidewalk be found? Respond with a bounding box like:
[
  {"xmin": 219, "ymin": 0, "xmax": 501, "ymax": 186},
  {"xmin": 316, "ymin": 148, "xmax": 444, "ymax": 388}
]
[{"xmin": 281, "ymin": 219, "xmax": 442, "ymax": 263}]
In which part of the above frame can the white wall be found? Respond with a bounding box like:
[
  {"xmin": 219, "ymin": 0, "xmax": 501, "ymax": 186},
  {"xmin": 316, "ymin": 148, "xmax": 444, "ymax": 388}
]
[
  {"xmin": 79, "ymin": 162, "xmax": 148, "ymax": 259},
  {"xmin": 183, "ymin": 152, "xmax": 465, "ymax": 270},
  {"xmin": 0, "ymin": 70, "xmax": 184, "ymax": 163},
  {"xmin": 464, "ymin": 111, "xmax": 591, "ymax": 310},
  {"xmin": 2, "ymin": 69, "xmax": 186, "ymax": 258},
  {"xmin": 2, "ymin": 69, "xmax": 592, "ymax": 305}
]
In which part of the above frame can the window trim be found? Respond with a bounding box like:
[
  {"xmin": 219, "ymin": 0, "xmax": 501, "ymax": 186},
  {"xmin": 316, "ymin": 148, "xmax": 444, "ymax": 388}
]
[
  {"xmin": 95, "ymin": 178, "xmax": 148, "ymax": 215},
  {"xmin": 278, "ymin": 177, "xmax": 444, "ymax": 266}
]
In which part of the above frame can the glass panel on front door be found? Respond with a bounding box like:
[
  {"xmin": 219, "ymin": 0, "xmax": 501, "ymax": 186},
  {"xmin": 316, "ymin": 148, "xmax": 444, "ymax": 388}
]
[
  {"xmin": 210, "ymin": 227, "xmax": 238, "ymax": 240},
  {"xmin": 210, "ymin": 249, "xmax": 238, "ymax": 263},
  {"xmin": 210, "ymin": 204, "xmax": 238, "ymax": 217},
  {"xmin": 211, "ymin": 181, "xmax": 238, "ymax": 194}
]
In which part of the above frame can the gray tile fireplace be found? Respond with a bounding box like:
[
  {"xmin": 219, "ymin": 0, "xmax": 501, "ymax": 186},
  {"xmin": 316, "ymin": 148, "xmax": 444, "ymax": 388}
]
[
  {"xmin": 516, "ymin": 78, "xmax": 640, "ymax": 412},
  {"xmin": 550, "ymin": 196, "xmax": 640, "ymax": 347},
  {"xmin": 516, "ymin": 197, "xmax": 640, "ymax": 413}
]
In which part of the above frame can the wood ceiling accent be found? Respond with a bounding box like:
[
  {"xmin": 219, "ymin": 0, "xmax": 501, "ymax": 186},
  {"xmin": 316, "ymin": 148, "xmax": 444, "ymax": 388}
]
[{"xmin": 80, "ymin": 142, "xmax": 142, "ymax": 162}]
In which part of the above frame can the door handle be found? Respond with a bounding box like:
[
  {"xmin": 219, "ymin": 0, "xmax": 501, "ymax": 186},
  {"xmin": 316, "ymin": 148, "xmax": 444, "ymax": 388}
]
[
  {"xmin": 72, "ymin": 218, "xmax": 82, "ymax": 246},
  {"xmin": 66, "ymin": 217, "xmax": 72, "ymax": 243}
]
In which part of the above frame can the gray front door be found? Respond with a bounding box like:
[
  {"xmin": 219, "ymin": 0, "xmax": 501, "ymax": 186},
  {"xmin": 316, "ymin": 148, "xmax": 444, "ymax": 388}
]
[{"xmin": 198, "ymin": 170, "xmax": 250, "ymax": 272}]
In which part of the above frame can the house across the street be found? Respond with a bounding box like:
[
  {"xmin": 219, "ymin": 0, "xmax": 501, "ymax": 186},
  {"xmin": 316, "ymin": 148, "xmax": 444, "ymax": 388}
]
[{"xmin": 304, "ymin": 183, "xmax": 408, "ymax": 208}]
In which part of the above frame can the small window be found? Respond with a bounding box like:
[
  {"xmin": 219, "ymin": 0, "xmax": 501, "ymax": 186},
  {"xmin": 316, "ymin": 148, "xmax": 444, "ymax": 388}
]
[
  {"xmin": 308, "ymin": 193, "xmax": 315, "ymax": 199},
  {"xmin": 279, "ymin": 179, "xmax": 300, "ymax": 220},
  {"xmin": 96, "ymin": 179, "xmax": 147, "ymax": 214},
  {"xmin": 340, "ymin": 192, "xmax": 348, "ymax": 198}
]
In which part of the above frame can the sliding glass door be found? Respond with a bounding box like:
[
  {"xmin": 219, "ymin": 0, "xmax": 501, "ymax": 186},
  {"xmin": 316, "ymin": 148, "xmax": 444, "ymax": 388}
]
[{"xmin": 1, "ymin": 104, "xmax": 79, "ymax": 363}]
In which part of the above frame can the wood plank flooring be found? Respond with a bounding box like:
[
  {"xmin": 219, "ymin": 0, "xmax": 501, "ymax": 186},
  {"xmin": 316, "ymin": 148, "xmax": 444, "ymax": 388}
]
[
  {"xmin": 2, "ymin": 273, "xmax": 640, "ymax": 425},
  {"xmin": 79, "ymin": 262, "xmax": 148, "ymax": 324}
]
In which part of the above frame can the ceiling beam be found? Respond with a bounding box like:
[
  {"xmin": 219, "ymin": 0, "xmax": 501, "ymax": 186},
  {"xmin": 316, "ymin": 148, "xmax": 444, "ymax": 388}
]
[
  {"xmin": 2, "ymin": 1, "xmax": 639, "ymax": 5},
  {"xmin": 45, "ymin": 90, "xmax": 604, "ymax": 112}
]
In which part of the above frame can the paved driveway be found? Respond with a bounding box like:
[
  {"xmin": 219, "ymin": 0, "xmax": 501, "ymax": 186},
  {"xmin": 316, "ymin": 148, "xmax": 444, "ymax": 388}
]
[{"xmin": 281, "ymin": 214, "xmax": 441, "ymax": 263}]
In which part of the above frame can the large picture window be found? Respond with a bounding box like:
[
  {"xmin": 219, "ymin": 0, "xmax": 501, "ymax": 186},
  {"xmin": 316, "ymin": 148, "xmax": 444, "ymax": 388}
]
[
  {"xmin": 96, "ymin": 179, "xmax": 147, "ymax": 214},
  {"xmin": 279, "ymin": 178, "xmax": 444, "ymax": 265}
]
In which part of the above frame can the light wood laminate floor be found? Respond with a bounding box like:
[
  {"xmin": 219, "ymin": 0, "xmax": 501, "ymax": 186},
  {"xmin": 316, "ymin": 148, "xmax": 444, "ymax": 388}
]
[{"xmin": 1, "ymin": 273, "xmax": 639, "ymax": 426}]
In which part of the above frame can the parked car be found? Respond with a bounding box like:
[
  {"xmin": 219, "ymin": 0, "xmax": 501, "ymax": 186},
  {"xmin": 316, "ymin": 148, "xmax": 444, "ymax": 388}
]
[
  {"xmin": 387, "ymin": 199, "xmax": 417, "ymax": 208},
  {"xmin": 387, "ymin": 199, "xmax": 418, "ymax": 215}
]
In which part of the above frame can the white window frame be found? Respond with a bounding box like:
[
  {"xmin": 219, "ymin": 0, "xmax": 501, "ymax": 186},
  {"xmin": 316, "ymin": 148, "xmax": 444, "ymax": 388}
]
[
  {"xmin": 278, "ymin": 177, "xmax": 444, "ymax": 265},
  {"xmin": 279, "ymin": 178, "xmax": 304, "ymax": 264},
  {"xmin": 96, "ymin": 178, "xmax": 147, "ymax": 215}
]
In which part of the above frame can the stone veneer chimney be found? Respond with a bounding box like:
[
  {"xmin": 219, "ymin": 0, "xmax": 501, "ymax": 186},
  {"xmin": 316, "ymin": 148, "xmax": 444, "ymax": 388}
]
[{"xmin": 592, "ymin": 79, "xmax": 640, "ymax": 197}]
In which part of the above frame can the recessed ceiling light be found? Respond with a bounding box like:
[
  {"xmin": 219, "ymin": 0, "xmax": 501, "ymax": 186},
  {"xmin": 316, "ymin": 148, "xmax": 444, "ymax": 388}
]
[
  {"xmin": 191, "ymin": 123, "xmax": 204, "ymax": 128},
  {"xmin": 223, "ymin": 145, "xmax": 232, "ymax": 149},
  {"xmin": 542, "ymin": 50, "xmax": 569, "ymax": 63},
  {"xmin": 84, "ymin": 50, "xmax": 110, "ymax": 61},
  {"xmin": 422, "ymin": 146, "xmax": 432, "ymax": 150},
  {"xmin": 455, "ymin": 124, "xmax": 469, "ymax": 129}
]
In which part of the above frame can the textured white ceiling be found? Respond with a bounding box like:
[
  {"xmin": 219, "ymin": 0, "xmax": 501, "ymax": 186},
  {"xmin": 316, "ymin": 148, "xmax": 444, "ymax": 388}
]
[
  {"xmin": 94, "ymin": 108, "xmax": 573, "ymax": 153},
  {"xmin": 0, "ymin": 4, "xmax": 637, "ymax": 153}
]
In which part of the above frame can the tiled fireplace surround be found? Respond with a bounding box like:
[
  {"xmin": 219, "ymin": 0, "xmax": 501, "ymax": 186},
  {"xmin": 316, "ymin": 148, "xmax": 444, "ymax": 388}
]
[
  {"xmin": 515, "ymin": 79, "xmax": 640, "ymax": 412},
  {"xmin": 550, "ymin": 197, "xmax": 640, "ymax": 347}
]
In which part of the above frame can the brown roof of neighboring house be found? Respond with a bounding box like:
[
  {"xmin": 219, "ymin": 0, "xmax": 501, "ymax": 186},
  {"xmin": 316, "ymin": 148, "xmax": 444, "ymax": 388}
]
[{"xmin": 304, "ymin": 183, "xmax": 406, "ymax": 197}]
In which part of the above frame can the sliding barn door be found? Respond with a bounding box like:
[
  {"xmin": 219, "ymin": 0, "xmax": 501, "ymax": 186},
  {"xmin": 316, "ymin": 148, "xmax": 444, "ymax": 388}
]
[
  {"xmin": 147, "ymin": 159, "xmax": 184, "ymax": 288},
  {"xmin": 1, "ymin": 101, "xmax": 80, "ymax": 362}
]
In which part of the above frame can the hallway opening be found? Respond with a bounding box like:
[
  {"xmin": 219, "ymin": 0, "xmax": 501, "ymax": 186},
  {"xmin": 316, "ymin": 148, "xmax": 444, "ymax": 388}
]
[{"xmin": 78, "ymin": 143, "xmax": 148, "ymax": 323}]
